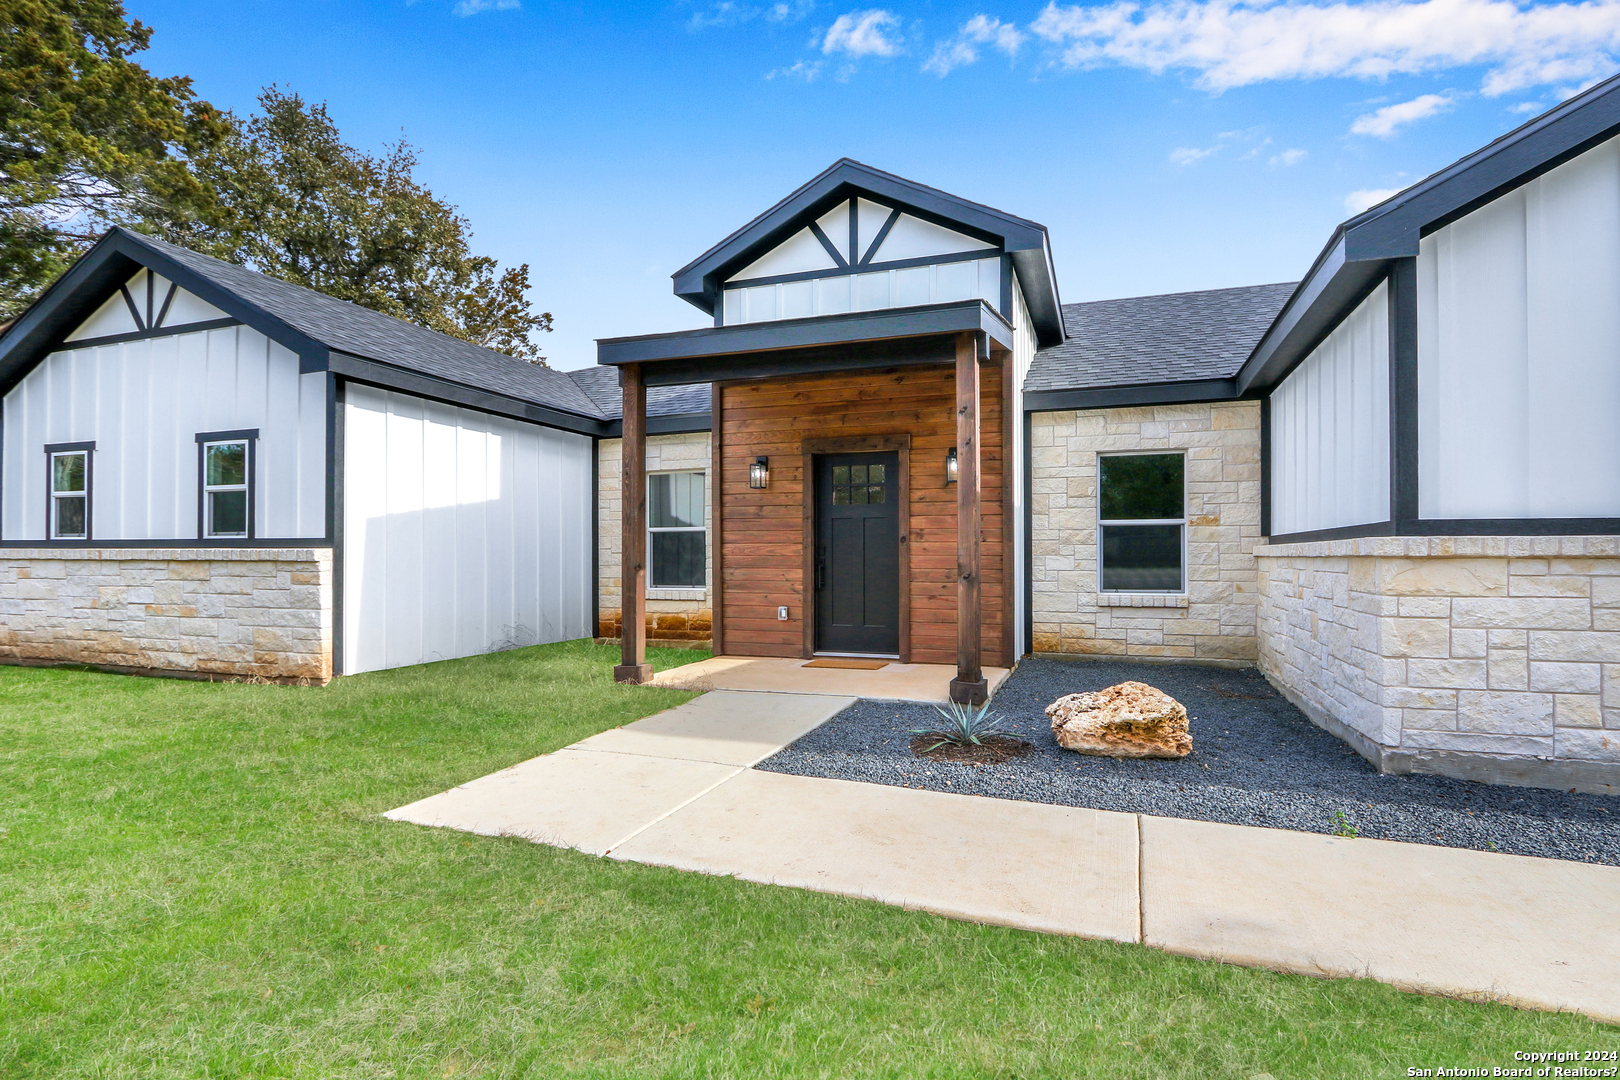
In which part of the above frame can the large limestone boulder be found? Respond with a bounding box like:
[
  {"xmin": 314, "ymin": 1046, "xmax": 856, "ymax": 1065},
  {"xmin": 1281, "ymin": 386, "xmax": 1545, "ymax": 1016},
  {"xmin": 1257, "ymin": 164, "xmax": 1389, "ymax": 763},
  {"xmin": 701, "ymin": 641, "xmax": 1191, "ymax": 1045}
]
[{"xmin": 1046, "ymin": 681, "xmax": 1192, "ymax": 759}]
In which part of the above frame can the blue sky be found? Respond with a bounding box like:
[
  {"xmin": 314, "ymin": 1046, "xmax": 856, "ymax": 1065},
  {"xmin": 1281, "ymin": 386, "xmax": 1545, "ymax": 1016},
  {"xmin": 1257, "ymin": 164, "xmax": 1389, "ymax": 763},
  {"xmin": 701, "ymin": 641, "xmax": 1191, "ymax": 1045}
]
[{"xmin": 131, "ymin": 0, "xmax": 1620, "ymax": 369}]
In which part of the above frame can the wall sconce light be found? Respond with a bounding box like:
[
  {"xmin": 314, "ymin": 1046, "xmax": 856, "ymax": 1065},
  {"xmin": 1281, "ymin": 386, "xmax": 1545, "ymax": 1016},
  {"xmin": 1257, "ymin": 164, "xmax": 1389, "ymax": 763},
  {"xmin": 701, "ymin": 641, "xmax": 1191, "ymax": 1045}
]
[
  {"xmin": 749, "ymin": 456, "xmax": 770, "ymax": 489},
  {"xmin": 946, "ymin": 447, "xmax": 958, "ymax": 484}
]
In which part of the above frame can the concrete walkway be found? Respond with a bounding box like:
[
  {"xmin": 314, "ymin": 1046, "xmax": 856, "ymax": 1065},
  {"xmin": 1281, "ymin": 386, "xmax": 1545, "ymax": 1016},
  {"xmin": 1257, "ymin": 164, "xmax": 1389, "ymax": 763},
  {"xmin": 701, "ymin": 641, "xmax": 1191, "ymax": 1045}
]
[
  {"xmin": 386, "ymin": 690, "xmax": 1620, "ymax": 1025},
  {"xmin": 644, "ymin": 655, "xmax": 1011, "ymax": 703}
]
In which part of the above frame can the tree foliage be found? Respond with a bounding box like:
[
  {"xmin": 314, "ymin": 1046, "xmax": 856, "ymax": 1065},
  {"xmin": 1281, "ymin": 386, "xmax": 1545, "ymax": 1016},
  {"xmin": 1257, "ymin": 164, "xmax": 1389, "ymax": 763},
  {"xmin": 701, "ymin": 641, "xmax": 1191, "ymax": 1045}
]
[
  {"xmin": 0, "ymin": 0, "xmax": 225, "ymax": 317},
  {"xmin": 132, "ymin": 87, "xmax": 552, "ymax": 362}
]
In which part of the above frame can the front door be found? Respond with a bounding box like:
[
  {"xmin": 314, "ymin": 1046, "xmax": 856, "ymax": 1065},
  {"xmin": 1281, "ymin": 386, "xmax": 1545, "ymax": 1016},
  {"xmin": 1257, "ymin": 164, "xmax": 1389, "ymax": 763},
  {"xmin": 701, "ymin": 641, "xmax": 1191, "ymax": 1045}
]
[{"xmin": 814, "ymin": 451, "xmax": 901, "ymax": 655}]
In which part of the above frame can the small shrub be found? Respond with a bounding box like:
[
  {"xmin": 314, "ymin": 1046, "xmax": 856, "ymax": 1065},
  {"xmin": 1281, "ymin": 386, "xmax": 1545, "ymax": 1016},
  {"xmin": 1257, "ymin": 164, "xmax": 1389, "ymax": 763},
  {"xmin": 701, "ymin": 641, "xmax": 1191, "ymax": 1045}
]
[
  {"xmin": 1331, "ymin": 810, "xmax": 1359, "ymax": 838},
  {"xmin": 912, "ymin": 700, "xmax": 1013, "ymax": 753}
]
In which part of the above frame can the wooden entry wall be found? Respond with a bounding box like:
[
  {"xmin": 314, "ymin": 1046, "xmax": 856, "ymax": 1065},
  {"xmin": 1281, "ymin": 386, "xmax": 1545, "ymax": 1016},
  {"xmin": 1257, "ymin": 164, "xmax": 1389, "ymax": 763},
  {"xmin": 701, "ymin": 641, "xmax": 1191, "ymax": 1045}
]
[{"xmin": 713, "ymin": 362, "xmax": 1010, "ymax": 666}]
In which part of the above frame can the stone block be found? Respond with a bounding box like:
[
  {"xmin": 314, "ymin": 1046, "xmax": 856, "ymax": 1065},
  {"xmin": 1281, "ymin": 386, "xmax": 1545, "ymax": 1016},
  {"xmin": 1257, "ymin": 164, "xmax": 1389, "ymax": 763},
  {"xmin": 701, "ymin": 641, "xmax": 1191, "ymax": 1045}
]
[
  {"xmin": 1383, "ymin": 685, "xmax": 1458, "ymax": 709},
  {"xmin": 1378, "ymin": 558, "xmax": 1507, "ymax": 597},
  {"xmin": 1591, "ymin": 577, "xmax": 1620, "ymax": 608},
  {"xmin": 1527, "ymin": 630, "xmax": 1620, "ymax": 663},
  {"xmin": 1555, "ymin": 694, "xmax": 1603, "ymax": 728},
  {"xmin": 1508, "ymin": 574, "xmax": 1590, "ymax": 598},
  {"xmin": 1402, "ymin": 707, "xmax": 1458, "ymax": 731},
  {"xmin": 1530, "ymin": 661, "xmax": 1601, "ymax": 693},
  {"xmin": 1401, "ymin": 729, "xmax": 1555, "ymax": 755},
  {"xmin": 1451, "ymin": 597, "xmax": 1591, "ymax": 630},
  {"xmin": 166, "ymin": 562, "xmax": 211, "ymax": 581},
  {"xmin": 1378, "ymin": 618, "xmax": 1451, "ymax": 658},
  {"xmin": 1555, "ymin": 727, "xmax": 1620, "ymax": 762},
  {"xmin": 1449, "ymin": 628, "xmax": 1487, "ymax": 659},
  {"xmin": 1406, "ymin": 658, "xmax": 1487, "ymax": 689},
  {"xmin": 1487, "ymin": 628, "xmax": 1529, "ymax": 648},
  {"xmin": 1397, "ymin": 597, "xmax": 1451, "ymax": 618},
  {"xmin": 1456, "ymin": 690, "xmax": 1555, "ymax": 736},
  {"xmin": 1487, "ymin": 649, "xmax": 1529, "ymax": 691}
]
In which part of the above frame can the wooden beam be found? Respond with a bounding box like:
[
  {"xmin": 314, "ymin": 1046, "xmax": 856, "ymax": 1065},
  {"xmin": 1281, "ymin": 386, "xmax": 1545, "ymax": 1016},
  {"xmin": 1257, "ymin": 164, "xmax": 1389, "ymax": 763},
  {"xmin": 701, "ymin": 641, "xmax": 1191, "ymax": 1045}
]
[
  {"xmin": 709, "ymin": 381, "xmax": 725, "ymax": 656},
  {"xmin": 615, "ymin": 362, "xmax": 652, "ymax": 684},
  {"xmin": 999, "ymin": 350, "xmax": 1017, "ymax": 668},
  {"xmin": 951, "ymin": 331, "xmax": 987, "ymax": 705}
]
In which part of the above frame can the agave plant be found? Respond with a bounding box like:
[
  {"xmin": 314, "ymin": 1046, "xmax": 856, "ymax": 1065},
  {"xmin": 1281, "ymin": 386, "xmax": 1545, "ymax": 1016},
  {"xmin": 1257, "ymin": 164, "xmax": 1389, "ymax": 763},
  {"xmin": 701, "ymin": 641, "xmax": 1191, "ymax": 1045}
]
[{"xmin": 912, "ymin": 700, "xmax": 1012, "ymax": 752}]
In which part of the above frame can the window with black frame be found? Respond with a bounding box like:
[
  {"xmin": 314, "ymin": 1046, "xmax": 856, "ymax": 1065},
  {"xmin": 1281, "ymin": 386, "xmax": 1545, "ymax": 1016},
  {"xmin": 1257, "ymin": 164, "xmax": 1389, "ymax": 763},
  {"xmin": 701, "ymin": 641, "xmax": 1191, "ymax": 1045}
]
[
  {"xmin": 648, "ymin": 471, "xmax": 706, "ymax": 589},
  {"xmin": 47, "ymin": 446, "xmax": 90, "ymax": 540},
  {"xmin": 1098, "ymin": 453, "xmax": 1185, "ymax": 592},
  {"xmin": 202, "ymin": 439, "xmax": 250, "ymax": 538}
]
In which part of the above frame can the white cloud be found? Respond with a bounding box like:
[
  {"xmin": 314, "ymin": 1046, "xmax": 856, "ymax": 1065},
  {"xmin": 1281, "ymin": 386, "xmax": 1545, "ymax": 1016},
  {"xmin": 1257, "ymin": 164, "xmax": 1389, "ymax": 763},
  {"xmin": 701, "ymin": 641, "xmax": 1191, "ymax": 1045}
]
[
  {"xmin": 1270, "ymin": 147, "xmax": 1308, "ymax": 165},
  {"xmin": 692, "ymin": 0, "xmax": 813, "ymax": 28},
  {"xmin": 1170, "ymin": 145, "xmax": 1220, "ymax": 164},
  {"xmin": 924, "ymin": 14, "xmax": 1028, "ymax": 75},
  {"xmin": 454, "ymin": 0, "xmax": 519, "ymax": 13},
  {"xmin": 1030, "ymin": 0, "xmax": 1620, "ymax": 96},
  {"xmin": 769, "ymin": 0, "xmax": 815, "ymax": 20},
  {"xmin": 1349, "ymin": 92, "xmax": 1454, "ymax": 136},
  {"xmin": 1345, "ymin": 186, "xmax": 1404, "ymax": 212},
  {"xmin": 766, "ymin": 59, "xmax": 824, "ymax": 79},
  {"xmin": 1509, "ymin": 100, "xmax": 1545, "ymax": 113},
  {"xmin": 823, "ymin": 9, "xmax": 903, "ymax": 57}
]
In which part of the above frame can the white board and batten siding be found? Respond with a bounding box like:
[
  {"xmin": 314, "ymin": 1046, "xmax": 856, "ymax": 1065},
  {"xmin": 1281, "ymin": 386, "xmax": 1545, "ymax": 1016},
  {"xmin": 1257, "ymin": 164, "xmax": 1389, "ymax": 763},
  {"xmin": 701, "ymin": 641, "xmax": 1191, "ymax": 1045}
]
[
  {"xmin": 1269, "ymin": 282, "xmax": 1390, "ymax": 536},
  {"xmin": 721, "ymin": 199, "xmax": 1001, "ymax": 325},
  {"xmin": 1417, "ymin": 133, "xmax": 1620, "ymax": 520},
  {"xmin": 1010, "ymin": 279, "xmax": 1036, "ymax": 658},
  {"xmin": 1, "ymin": 270, "xmax": 326, "ymax": 540},
  {"xmin": 341, "ymin": 384, "xmax": 592, "ymax": 675}
]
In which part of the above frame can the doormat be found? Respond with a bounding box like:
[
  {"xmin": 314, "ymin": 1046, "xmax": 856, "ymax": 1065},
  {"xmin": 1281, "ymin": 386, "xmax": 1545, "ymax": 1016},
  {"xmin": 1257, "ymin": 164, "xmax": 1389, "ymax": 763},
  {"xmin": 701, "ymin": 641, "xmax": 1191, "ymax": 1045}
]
[{"xmin": 803, "ymin": 658, "xmax": 890, "ymax": 670}]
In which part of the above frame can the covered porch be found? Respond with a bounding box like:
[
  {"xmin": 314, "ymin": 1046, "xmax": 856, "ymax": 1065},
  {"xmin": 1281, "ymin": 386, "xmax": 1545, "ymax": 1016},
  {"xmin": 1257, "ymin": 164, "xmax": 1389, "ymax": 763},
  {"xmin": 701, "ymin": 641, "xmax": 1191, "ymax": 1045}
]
[{"xmin": 599, "ymin": 299, "xmax": 1018, "ymax": 705}]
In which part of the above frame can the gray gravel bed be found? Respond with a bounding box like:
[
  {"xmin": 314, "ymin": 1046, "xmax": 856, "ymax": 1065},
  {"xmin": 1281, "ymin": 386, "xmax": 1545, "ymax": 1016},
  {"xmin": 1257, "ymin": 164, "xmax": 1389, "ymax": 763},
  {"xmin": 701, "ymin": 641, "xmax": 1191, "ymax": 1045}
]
[{"xmin": 754, "ymin": 658, "xmax": 1620, "ymax": 865}]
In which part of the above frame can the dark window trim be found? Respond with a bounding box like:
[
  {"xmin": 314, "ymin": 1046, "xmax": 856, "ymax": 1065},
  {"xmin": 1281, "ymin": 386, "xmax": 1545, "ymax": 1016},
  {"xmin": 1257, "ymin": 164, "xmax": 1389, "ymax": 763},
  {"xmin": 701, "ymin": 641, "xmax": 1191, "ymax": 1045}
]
[
  {"xmin": 44, "ymin": 441, "xmax": 94, "ymax": 541},
  {"xmin": 1097, "ymin": 450, "xmax": 1188, "ymax": 595},
  {"xmin": 1266, "ymin": 518, "xmax": 1620, "ymax": 544},
  {"xmin": 196, "ymin": 429, "xmax": 258, "ymax": 541},
  {"xmin": 722, "ymin": 247, "xmax": 1003, "ymax": 291},
  {"xmin": 646, "ymin": 469, "xmax": 708, "ymax": 591}
]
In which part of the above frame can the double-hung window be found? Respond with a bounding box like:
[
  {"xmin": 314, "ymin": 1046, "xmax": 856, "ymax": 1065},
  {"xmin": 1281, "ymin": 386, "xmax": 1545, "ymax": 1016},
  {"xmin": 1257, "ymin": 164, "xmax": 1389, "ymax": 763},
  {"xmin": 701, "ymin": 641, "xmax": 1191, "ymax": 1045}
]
[
  {"xmin": 45, "ymin": 442, "xmax": 93, "ymax": 540},
  {"xmin": 1098, "ymin": 452, "xmax": 1185, "ymax": 592},
  {"xmin": 197, "ymin": 430, "xmax": 257, "ymax": 539},
  {"xmin": 648, "ymin": 471, "xmax": 706, "ymax": 589}
]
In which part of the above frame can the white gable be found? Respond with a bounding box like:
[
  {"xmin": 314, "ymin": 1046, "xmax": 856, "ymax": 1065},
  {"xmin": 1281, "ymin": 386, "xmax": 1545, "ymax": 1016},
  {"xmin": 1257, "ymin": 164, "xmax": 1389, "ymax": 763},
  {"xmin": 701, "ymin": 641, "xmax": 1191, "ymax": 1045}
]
[
  {"xmin": 856, "ymin": 198, "xmax": 892, "ymax": 263},
  {"xmin": 871, "ymin": 214, "xmax": 986, "ymax": 263},
  {"xmin": 63, "ymin": 268, "xmax": 230, "ymax": 342},
  {"xmin": 815, "ymin": 202, "xmax": 850, "ymax": 259},
  {"xmin": 65, "ymin": 288, "xmax": 141, "ymax": 341},
  {"xmin": 727, "ymin": 226, "xmax": 838, "ymax": 282}
]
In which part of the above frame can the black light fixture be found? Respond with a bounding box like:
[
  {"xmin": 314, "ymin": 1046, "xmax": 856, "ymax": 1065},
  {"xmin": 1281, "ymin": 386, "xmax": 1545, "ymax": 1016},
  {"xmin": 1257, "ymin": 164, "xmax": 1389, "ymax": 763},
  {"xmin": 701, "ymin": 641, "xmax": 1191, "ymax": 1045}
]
[
  {"xmin": 946, "ymin": 446, "xmax": 958, "ymax": 484},
  {"xmin": 749, "ymin": 456, "xmax": 770, "ymax": 489}
]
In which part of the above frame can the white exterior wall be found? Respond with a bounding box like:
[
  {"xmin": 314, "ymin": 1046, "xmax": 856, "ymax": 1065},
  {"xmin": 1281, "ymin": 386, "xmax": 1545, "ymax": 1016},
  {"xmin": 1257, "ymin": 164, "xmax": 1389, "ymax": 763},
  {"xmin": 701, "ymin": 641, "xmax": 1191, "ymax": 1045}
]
[
  {"xmin": 721, "ymin": 258, "xmax": 1001, "ymax": 325},
  {"xmin": 1270, "ymin": 281, "xmax": 1390, "ymax": 536},
  {"xmin": 1418, "ymin": 133, "xmax": 1620, "ymax": 520},
  {"xmin": 1, "ymin": 325, "xmax": 327, "ymax": 541},
  {"xmin": 341, "ymin": 384, "xmax": 592, "ymax": 675}
]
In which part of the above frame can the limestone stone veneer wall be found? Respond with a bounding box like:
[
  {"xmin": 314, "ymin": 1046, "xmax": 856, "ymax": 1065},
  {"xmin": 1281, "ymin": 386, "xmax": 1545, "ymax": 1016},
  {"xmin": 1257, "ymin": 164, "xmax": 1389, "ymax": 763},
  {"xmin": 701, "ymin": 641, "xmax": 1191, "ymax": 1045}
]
[
  {"xmin": 597, "ymin": 433, "xmax": 712, "ymax": 644},
  {"xmin": 0, "ymin": 548, "xmax": 333, "ymax": 682},
  {"xmin": 1030, "ymin": 401, "xmax": 1262, "ymax": 661},
  {"xmin": 1256, "ymin": 536, "xmax": 1620, "ymax": 794}
]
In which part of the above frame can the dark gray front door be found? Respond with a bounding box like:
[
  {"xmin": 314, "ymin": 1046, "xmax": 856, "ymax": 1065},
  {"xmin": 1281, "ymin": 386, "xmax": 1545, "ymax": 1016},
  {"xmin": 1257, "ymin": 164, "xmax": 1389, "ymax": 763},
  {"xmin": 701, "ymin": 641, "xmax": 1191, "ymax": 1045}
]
[{"xmin": 814, "ymin": 452, "xmax": 900, "ymax": 655}]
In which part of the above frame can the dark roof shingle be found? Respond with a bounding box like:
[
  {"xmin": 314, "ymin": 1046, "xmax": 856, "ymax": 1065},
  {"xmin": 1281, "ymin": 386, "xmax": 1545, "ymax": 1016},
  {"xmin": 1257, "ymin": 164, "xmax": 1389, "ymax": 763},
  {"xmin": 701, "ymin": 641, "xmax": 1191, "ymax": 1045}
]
[
  {"xmin": 567, "ymin": 365, "xmax": 711, "ymax": 420},
  {"xmin": 124, "ymin": 230, "xmax": 605, "ymax": 420},
  {"xmin": 1025, "ymin": 282, "xmax": 1296, "ymax": 393}
]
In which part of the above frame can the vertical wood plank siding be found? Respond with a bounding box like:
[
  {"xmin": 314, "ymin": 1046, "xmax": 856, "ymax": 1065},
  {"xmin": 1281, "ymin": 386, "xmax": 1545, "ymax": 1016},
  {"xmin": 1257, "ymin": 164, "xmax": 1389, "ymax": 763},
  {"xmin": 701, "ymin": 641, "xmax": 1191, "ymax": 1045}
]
[{"xmin": 717, "ymin": 363, "xmax": 1008, "ymax": 666}]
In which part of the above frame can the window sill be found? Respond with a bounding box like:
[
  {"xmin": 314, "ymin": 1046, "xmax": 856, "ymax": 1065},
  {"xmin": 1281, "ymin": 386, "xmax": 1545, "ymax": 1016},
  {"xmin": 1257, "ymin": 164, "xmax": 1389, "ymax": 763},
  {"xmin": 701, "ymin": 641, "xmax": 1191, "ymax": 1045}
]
[
  {"xmin": 647, "ymin": 587, "xmax": 707, "ymax": 602},
  {"xmin": 1096, "ymin": 593, "xmax": 1188, "ymax": 608}
]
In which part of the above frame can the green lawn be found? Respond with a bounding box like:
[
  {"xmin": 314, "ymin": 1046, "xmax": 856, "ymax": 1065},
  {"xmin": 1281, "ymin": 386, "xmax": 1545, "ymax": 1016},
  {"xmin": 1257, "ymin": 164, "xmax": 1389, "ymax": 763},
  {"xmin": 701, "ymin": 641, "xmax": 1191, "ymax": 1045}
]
[{"xmin": 0, "ymin": 640, "xmax": 1609, "ymax": 1078}]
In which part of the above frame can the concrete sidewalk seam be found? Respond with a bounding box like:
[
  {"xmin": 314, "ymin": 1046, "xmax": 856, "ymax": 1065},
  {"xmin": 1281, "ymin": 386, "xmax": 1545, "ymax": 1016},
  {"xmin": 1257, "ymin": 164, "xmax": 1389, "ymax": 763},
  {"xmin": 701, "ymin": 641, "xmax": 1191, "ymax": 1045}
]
[
  {"xmin": 600, "ymin": 765, "xmax": 747, "ymax": 855},
  {"xmin": 1136, "ymin": 813, "xmax": 1146, "ymax": 945}
]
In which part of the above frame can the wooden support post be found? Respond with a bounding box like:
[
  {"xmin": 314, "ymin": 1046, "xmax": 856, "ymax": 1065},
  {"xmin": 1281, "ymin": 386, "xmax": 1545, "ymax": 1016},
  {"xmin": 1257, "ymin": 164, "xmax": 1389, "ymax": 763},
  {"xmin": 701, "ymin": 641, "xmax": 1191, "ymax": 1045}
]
[
  {"xmin": 951, "ymin": 332, "xmax": 988, "ymax": 706},
  {"xmin": 709, "ymin": 381, "xmax": 724, "ymax": 657},
  {"xmin": 614, "ymin": 362, "xmax": 652, "ymax": 684}
]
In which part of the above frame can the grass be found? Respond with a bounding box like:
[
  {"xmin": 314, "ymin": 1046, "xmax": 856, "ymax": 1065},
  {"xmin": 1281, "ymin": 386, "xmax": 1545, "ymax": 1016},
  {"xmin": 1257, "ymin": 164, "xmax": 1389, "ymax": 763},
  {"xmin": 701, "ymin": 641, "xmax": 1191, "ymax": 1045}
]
[{"xmin": 0, "ymin": 640, "xmax": 1610, "ymax": 1078}]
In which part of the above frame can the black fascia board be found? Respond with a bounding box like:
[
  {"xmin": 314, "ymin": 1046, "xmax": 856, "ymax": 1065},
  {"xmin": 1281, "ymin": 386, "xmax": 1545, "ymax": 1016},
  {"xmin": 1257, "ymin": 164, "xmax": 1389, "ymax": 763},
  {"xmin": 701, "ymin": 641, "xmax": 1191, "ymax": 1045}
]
[
  {"xmin": 0, "ymin": 229, "xmax": 331, "ymax": 399},
  {"xmin": 629, "ymin": 335, "xmax": 959, "ymax": 388},
  {"xmin": 1023, "ymin": 378, "xmax": 1241, "ymax": 413},
  {"xmin": 327, "ymin": 352, "xmax": 611, "ymax": 437},
  {"xmin": 670, "ymin": 159, "xmax": 1062, "ymax": 343},
  {"xmin": 601, "ymin": 411, "xmax": 713, "ymax": 438},
  {"xmin": 1235, "ymin": 71, "xmax": 1620, "ymax": 397},
  {"xmin": 597, "ymin": 300, "xmax": 1013, "ymax": 380}
]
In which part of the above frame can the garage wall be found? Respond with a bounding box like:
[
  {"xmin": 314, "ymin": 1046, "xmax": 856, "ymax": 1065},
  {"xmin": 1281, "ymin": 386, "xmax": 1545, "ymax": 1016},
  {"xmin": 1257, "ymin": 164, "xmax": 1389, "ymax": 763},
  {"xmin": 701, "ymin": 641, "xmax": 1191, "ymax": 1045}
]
[{"xmin": 341, "ymin": 383, "xmax": 592, "ymax": 675}]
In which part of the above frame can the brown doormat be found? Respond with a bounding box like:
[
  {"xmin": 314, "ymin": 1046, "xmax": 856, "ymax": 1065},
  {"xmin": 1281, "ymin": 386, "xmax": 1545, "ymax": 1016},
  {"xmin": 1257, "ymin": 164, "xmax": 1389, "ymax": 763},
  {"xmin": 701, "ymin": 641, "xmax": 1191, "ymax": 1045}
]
[{"xmin": 802, "ymin": 658, "xmax": 889, "ymax": 670}]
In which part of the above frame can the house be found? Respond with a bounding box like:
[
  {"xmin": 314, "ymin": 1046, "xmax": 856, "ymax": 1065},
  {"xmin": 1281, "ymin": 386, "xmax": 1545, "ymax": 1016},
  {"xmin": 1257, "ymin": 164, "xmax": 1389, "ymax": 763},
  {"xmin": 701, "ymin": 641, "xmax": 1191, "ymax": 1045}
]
[{"xmin": 6, "ymin": 72, "xmax": 1620, "ymax": 794}]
